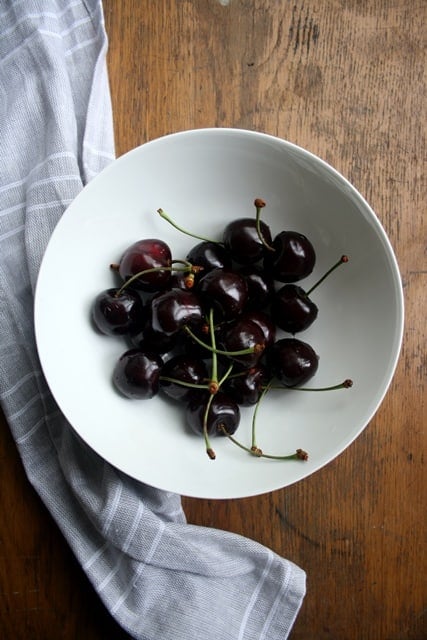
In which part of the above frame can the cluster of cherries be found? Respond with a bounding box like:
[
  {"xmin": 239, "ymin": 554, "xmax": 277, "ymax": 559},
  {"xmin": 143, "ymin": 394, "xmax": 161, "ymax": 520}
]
[{"xmin": 91, "ymin": 199, "xmax": 351, "ymax": 461}]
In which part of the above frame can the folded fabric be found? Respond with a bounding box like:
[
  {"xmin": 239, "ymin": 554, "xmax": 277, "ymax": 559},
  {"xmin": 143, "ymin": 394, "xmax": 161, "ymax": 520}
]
[{"xmin": 0, "ymin": 1, "xmax": 306, "ymax": 638}]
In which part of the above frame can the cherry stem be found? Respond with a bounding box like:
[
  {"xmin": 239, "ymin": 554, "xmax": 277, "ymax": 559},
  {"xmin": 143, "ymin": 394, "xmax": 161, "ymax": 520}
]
[
  {"xmin": 218, "ymin": 363, "xmax": 234, "ymax": 387},
  {"xmin": 251, "ymin": 379, "xmax": 273, "ymax": 449},
  {"xmin": 203, "ymin": 393, "xmax": 216, "ymax": 460},
  {"xmin": 158, "ymin": 376, "xmax": 210, "ymax": 390},
  {"xmin": 115, "ymin": 264, "xmax": 201, "ymax": 296},
  {"xmin": 306, "ymin": 255, "xmax": 349, "ymax": 296},
  {"xmin": 254, "ymin": 198, "xmax": 275, "ymax": 252},
  {"xmin": 157, "ymin": 208, "xmax": 221, "ymax": 246},
  {"xmin": 208, "ymin": 308, "xmax": 218, "ymax": 387},
  {"xmin": 267, "ymin": 379, "xmax": 353, "ymax": 392},
  {"xmin": 220, "ymin": 427, "xmax": 308, "ymax": 461},
  {"xmin": 183, "ymin": 325, "xmax": 263, "ymax": 358}
]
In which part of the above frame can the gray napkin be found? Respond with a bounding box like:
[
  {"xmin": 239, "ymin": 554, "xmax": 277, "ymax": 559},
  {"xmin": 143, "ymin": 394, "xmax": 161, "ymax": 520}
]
[{"xmin": 0, "ymin": 1, "xmax": 306, "ymax": 638}]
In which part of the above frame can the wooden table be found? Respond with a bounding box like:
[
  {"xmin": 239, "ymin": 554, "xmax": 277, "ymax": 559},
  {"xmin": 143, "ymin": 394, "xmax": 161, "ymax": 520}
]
[{"xmin": 1, "ymin": 1, "xmax": 425, "ymax": 638}]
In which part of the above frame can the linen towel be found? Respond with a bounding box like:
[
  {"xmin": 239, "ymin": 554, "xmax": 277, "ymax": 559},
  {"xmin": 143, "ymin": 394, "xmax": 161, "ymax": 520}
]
[{"xmin": 0, "ymin": 1, "xmax": 306, "ymax": 638}]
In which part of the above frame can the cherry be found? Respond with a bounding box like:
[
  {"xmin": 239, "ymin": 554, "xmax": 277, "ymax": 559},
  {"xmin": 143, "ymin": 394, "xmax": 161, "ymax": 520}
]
[
  {"xmin": 267, "ymin": 338, "xmax": 319, "ymax": 387},
  {"xmin": 186, "ymin": 391, "xmax": 240, "ymax": 437},
  {"xmin": 271, "ymin": 256, "xmax": 349, "ymax": 334},
  {"xmin": 271, "ymin": 284, "xmax": 318, "ymax": 334},
  {"xmin": 186, "ymin": 241, "xmax": 232, "ymax": 275},
  {"xmin": 223, "ymin": 217, "xmax": 273, "ymax": 264},
  {"xmin": 238, "ymin": 265, "xmax": 275, "ymax": 310},
  {"xmin": 240, "ymin": 310, "xmax": 276, "ymax": 349},
  {"xmin": 264, "ymin": 230, "xmax": 316, "ymax": 282},
  {"xmin": 116, "ymin": 238, "xmax": 172, "ymax": 292},
  {"xmin": 219, "ymin": 317, "xmax": 266, "ymax": 367},
  {"xmin": 150, "ymin": 288, "xmax": 203, "ymax": 336},
  {"xmin": 130, "ymin": 310, "xmax": 180, "ymax": 354},
  {"xmin": 91, "ymin": 288, "xmax": 144, "ymax": 336},
  {"xmin": 196, "ymin": 268, "xmax": 248, "ymax": 320},
  {"xmin": 113, "ymin": 349, "xmax": 163, "ymax": 399},
  {"xmin": 160, "ymin": 355, "xmax": 208, "ymax": 402},
  {"xmin": 222, "ymin": 364, "xmax": 268, "ymax": 406}
]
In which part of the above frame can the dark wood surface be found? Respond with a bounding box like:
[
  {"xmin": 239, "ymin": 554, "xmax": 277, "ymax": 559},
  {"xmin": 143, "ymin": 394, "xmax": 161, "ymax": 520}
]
[{"xmin": 1, "ymin": 1, "xmax": 425, "ymax": 638}]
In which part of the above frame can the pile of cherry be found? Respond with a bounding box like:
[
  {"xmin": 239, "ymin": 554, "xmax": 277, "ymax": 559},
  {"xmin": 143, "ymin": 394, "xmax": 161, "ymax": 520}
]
[{"xmin": 91, "ymin": 199, "xmax": 351, "ymax": 461}]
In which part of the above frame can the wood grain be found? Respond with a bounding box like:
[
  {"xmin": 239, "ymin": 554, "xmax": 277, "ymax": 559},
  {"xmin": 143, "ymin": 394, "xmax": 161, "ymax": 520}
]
[{"xmin": 0, "ymin": 1, "xmax": 425, "ymax": 638}]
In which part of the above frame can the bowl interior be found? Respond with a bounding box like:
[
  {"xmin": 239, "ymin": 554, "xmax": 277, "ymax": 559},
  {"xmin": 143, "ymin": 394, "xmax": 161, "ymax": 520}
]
[{"xmin": 35, "ymin": 129, "xmax": 404, "ymax": 498}]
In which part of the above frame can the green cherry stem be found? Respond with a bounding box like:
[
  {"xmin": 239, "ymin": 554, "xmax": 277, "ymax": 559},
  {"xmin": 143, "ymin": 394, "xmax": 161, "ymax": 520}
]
[
  {"xmin": 114, "ymin": 263, "xmax": 202, "ymax": 296},
  {"xmin": 203, "ymin": 392, "xmax": 216, "ymax": 460},
  {"xmin": 208, "ymin": 308, "xmax": 219, "ymax": 391},
  {"xmin": 157, "ymin": 208, "xmax": 221, "ymax": 246},
  {"xmin": 183, "ymin": 325, "xmax": 264, "ymax": 359},
  {"xmin": 254, "ymin": 198, "xmax": 275, "ymax": 252},
  {"xmin": 158, "ymin": 377, "xmax": 210, "ymax": 390},
  {"xmin": 251, "ymin": 378, "xmax": 274, "ymax": 450},
  {"xmin": 306, "ymin": 255, "xmax": 349, "ymax": 296},
  {"xmin": 218, "ymin": 363, "xmax": 234, "ymax": 387},
  {"xmin": 219, "ymin": 427, "xmax": 308, "ymax": 461}
]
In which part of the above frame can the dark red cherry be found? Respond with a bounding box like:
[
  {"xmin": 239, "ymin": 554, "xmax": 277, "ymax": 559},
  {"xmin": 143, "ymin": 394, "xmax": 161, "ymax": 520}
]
[
  {"xmin": 267, "ymin": 338, "xmax": 319, "ymax": 387},
  {"xmin": 240, "ymin": 310, "xmax": 276, "ymax": 349},
  {"xmin": 218, "ymin": 317, "xmax": 266, "ymax": 367},
  {"xmin": 271, "ymin": 284, "xmax": 318, "ymax": 334},
  {"xmin": 223, "ymin": 218, "xmax": 272, "ymax": 264},
  {"xmin": 160, "ymin": 355, "xmax": 208, "ymax": 402},
  {"xmin": 186, "ymin": 391, "xmax": 240, "ymax": 436},
  {"xmin": 118, "ymin": 238, "xmax": 172, "ymax": 292},
  {"xmin": 150, "ymin": 288, "xmax": 203, "ymax": 336},
  {"xmin": 186, "ymin": 241, "xmax": 232, "ymax": 275},
  {"xmin": 264, "ymin": 230, "xmax": 316, "ymax": 282},
  {"xmin": 196, "ymin": 268, "xmax": 248, "ymax": 320},
  {"xmin": 238, "ymin": 265, "xmax": 275, "ymax": 310},
  {"xmin": 113, "ymin": 349, "xmax": 163, "ymax": 399},
  {"xmin": 91, "ymin": 288, "xmax": 144, "ymax": 336},
  {"xmin": 130, "ymin": 310, "xmax": 180, "ymax": 354},
  {"xmin": 222, "ymin": 365, "xmax": 268, "ymax": 406}
]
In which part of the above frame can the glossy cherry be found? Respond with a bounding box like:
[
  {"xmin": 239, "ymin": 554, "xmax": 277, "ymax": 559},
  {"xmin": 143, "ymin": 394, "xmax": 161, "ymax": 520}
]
[
  {"xmin": 222, "ymin": 364, "xmax": 268, "ymax": 406},
  {"xmin": 130, "ymin": 310, "xmax": 180, "ymax": 354},
  {"xmin": 150, "ymin": 288, "xmax": 203, "ymax": 336},
  {"xmin": 240, "ymin": 310, "xmax": 276, "ymax": 349},
  {"xmin": 267, "ymin": 338, "xmax": 319, "ymax": 387},
  {"xmin": 91, "ymin": 288, "xmax": 144, "ymax": 336},
  {"xmin": 264, "ymin": 230, "xmax": 316, "ymax": 282},
  {"xmin": 271, "ymin": 284, "xmax": 318, "ymax": 334},
  {"xmin": 270, "ymin": 255, "xmax": 349, "ymax": 333},
  {"xmin": 218, "ymin": 317, "xmax": 266, "ymax": 367},
  {"xmin": 117, "ymin": 238, "xmax": 172, "ymax": 292},
  {"xmin": 196, "ymin": 268, "xmax": 248, "ymax": 320},
  {"xmin": 160, "ymin": 355, "xmax": 208, "ymax": 402},
  {"xmin": 223, "ymin": 217, "xmax": 273, "ymax": 264},
  {"xmin": 186, "ymin": 241, "xmax": 232, "ymax": 275},
  {"xmin": 186, "ymin": 391, "xmax": 240, "ymax": 436},
  {"xmin": 238, "ymin": 265, "xmax": 275, "ymax": 310},
  {"xmin": 113, "ymin": 349, "xmax": 163, "ymax": 399}
]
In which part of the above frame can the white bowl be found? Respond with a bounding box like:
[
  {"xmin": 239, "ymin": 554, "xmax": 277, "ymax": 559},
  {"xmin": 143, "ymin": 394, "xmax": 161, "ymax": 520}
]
[{"xmin": 34, "ymin": 128, "xmax": 404, "ymax": 499}]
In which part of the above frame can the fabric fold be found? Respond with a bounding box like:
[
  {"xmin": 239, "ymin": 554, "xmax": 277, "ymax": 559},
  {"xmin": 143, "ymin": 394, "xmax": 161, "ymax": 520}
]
[{"xmin": 0, "ymin": 2, "xmax": 305, "ymax": 638}]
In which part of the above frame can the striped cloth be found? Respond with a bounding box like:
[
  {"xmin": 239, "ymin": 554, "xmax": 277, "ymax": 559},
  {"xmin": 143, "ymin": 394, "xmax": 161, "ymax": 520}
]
[{"xmin": 0, "ymin": 1, "xmax": 306, "ymax": 638}]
